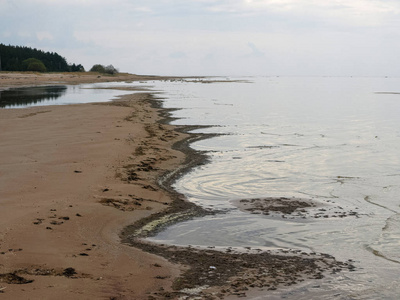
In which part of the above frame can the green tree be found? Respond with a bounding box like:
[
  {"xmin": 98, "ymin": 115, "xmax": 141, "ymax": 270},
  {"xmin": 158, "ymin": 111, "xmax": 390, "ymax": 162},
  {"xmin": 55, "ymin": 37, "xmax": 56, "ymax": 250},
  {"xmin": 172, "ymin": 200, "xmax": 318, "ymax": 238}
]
[
  {"xmin": 90, "ymin": 64, "xmax": 106, "ymax": 73},
  {"xmin": 22, "ymin": 58, "xmax": 47, "ymax": 72},
  {"xmin": 70, "ymin": 63, "xmax": 85, "ymax": 72},
  {"xmin": 0, "ymin": 44, "xmax": 83, "ymax": 72}
]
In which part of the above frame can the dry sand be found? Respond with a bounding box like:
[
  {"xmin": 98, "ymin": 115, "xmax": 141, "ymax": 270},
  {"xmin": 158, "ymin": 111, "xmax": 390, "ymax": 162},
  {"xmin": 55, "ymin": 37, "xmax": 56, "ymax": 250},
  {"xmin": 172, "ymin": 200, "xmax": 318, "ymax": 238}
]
[{"xmin": 0, "ymin": 72, "xmax": 186, "ymax": 299}]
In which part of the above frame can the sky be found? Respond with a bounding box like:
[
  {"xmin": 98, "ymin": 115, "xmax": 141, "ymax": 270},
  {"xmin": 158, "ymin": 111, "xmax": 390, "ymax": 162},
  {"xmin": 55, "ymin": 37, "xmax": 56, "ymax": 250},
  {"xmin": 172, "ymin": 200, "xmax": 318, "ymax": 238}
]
[{"xmin": 1, "ymin": 0, "xmax": 400, "ymax": 76}]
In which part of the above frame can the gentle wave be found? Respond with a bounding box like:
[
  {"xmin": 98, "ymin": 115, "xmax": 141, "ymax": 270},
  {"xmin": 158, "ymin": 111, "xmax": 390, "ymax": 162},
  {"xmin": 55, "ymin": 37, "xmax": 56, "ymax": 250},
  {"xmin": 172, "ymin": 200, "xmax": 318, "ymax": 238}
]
[{"xmin": 149, "ymin": 77, "xmax": 400, "ymax": 298}]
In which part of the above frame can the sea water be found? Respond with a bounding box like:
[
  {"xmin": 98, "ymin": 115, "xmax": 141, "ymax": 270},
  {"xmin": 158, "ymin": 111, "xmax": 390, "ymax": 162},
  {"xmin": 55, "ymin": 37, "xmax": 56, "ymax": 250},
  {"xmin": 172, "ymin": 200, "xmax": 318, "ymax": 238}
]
[{"xmin": 144, "ymin": 77, "xmax": 400, "ymax": 299}]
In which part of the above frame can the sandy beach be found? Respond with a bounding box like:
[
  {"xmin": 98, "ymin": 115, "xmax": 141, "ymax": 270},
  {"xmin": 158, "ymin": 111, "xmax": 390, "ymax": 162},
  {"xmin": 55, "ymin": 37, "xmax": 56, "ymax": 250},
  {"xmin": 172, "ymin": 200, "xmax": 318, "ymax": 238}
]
[
  {"xmin": 0, "ymin": 72, "xmax": 188, "ymax": 299},
  {"xmin": 0, "ymin": 72, "xmax": 355, "ymax": 299}
]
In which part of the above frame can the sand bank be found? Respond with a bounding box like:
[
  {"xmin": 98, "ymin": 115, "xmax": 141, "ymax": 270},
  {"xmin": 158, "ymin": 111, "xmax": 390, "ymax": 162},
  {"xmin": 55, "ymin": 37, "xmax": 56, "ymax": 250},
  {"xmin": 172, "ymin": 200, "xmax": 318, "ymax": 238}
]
[{"xmin": 0, "ymin": 72, "xmax": 185, "ymax": 89}]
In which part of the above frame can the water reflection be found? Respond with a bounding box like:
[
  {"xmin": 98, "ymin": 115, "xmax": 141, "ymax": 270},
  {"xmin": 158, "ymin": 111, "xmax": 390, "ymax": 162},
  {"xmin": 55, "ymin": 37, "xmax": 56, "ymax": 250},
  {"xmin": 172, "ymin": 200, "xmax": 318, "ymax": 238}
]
[
  {"xmin": 0, "ymin": 86, "xmax": 67, "ymax": 108},
  {"xmin": 0, "ymin": 83, "xmax": 134, "ymax": 109}
]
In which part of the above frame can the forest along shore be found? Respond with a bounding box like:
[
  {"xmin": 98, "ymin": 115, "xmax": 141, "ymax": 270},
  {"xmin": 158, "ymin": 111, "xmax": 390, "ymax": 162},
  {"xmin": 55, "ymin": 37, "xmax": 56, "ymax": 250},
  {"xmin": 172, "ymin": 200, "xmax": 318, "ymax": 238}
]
[{"xmin": 0, "ymin": 73, "xmax": 354, "ymax": 300}]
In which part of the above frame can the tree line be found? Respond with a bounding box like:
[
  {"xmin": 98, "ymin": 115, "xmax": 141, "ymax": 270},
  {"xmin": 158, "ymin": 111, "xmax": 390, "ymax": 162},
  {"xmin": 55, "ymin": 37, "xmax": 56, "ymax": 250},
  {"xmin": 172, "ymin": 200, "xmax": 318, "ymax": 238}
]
[
  {"xmin": 0, "ymin": 44, "xmax": 120, "ymax": 74},
  {"xmin": 0, "ymin": 44, "xmax": 84, "ymax": 72}
]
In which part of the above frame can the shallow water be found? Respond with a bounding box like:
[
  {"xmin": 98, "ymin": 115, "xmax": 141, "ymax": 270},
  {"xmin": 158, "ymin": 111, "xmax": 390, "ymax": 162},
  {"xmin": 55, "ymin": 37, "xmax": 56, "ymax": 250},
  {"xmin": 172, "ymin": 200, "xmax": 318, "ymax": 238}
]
[
  {"xmin": 0, "ymin": 83, "xmax": 134, "ymax": 108},
  {"xmin": 144, "ymin": 77, "xmax": 400, "ymax": 299}
]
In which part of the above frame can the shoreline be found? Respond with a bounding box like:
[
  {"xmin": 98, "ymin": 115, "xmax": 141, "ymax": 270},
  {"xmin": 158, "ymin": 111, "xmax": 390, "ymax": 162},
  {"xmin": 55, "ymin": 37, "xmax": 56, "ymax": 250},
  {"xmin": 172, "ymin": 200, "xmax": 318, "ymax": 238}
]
[
  {"xmin": 0, "ymin": 72, "xmax": 190, "ymax": 299},
  {"xmin": 0, "ymin": 71, "xmax": 189, "ymax": 90},
  {"xmin": 0, "ymin": 72, "xmax": 354, "ymax": 299}
]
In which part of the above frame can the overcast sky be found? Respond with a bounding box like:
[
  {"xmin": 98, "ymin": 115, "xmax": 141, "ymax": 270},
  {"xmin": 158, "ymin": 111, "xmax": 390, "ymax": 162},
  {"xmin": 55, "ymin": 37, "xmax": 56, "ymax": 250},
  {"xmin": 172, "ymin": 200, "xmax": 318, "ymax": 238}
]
[{"xmin": 1, "ymin": 0, "xmax": 400, "ymax": 76}]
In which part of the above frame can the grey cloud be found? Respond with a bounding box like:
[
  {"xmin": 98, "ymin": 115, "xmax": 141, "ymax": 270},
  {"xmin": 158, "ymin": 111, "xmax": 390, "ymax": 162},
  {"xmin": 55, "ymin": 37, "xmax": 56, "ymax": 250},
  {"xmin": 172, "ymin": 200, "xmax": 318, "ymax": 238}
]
[{"xmin": 169, "ymin": 52, "xmax": 187, "ymax": 59}]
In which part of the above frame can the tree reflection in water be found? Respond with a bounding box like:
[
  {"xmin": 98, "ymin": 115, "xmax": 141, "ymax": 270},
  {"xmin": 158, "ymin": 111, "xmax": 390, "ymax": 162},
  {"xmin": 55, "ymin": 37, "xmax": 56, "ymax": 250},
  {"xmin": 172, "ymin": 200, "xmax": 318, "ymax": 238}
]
[{"xmin": 0, "ymin": 86, "xmax": 67, "ymax": 108}]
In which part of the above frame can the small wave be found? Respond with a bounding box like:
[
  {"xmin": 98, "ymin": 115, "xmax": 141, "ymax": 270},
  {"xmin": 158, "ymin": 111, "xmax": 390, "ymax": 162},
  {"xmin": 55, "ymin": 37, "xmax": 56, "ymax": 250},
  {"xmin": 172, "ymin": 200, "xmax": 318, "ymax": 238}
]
[
  {"xmin": 365, "ymin": 245, "xmax": 400, "ymax": 264},
  {"xmin": 366, "ymin": 214, "xmax": 400, "ymax": 264},
  {"xmin": 246, "ymin": 145, "xmax": 280, "ymax": 149},
  {"xmin": 363, "ymin": 195, "xmax": 398, "ymax": 214}
]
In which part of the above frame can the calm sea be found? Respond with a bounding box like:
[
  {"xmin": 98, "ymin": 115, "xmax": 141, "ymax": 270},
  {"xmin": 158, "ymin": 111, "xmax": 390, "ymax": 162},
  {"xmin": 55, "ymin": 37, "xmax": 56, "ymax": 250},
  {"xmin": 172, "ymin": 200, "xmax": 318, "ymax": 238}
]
[{"xmin": 145, "ymin": 77, "xmax": 400, "ymax": 299}]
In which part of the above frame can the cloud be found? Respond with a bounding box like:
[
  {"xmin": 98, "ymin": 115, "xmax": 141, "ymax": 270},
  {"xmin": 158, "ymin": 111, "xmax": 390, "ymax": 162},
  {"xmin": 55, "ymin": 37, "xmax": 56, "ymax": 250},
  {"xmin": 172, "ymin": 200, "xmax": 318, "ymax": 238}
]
[
  {"xmin": 2, "ymin": 30, "xmax": 11, "ymax": 38},
  {"xmin": 169, "ymin": 52, "xmax": 187, "ymax": 59},
  {"xmin": 131, "ymin": 6, "xmax": 153, "ymax": 13},
  {"xmin": 36, "ymin": 31, "xmax": 53, "ymax": 41},
  {"xmin": 17, "ymin": 31, "xmax": 32, "ymax": 38},
  {"xmin": 25, "ymin": 0, "xmax": 118, "ymax": 5},
  {"xmin": 2, "ymin": 0, "xmax": 400, "ymax": 76},
  {"xmin": 202, "ymin": 0, "xmax": 400, "ymax": 27}
]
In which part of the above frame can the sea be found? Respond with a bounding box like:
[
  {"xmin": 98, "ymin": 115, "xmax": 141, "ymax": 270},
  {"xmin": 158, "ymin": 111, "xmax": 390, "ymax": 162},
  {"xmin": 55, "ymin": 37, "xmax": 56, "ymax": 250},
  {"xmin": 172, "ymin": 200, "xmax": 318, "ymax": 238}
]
[
  {"xmin": 2, "ymin": 76, "xmax": 400, "ymax": 299},
  {"xmin": 145, "ymin": 77, "xmax": 400, "ymax": 299}
]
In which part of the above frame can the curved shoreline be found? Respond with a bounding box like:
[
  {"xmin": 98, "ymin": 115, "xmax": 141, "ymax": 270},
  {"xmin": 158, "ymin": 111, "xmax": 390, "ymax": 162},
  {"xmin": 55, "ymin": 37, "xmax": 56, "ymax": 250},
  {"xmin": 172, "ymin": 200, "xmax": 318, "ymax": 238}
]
[
  {"xmin": 118, "ymin": 83, "xmax": 356, "ymax": 299},
  {"xmin": 0, "ymin": 73, "xmax": 355, "ymax": 299},
  {"xmin": 119, "ymin": 95, "xmax": 215, "ymax": 240}
]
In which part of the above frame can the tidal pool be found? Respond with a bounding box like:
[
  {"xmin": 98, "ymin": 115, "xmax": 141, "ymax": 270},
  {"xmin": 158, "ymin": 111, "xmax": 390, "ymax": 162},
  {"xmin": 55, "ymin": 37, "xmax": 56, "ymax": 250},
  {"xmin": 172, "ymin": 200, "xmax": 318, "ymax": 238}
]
[{"xmin": 0, "ymin": 83, "xmax": 134, "ymax": 108}]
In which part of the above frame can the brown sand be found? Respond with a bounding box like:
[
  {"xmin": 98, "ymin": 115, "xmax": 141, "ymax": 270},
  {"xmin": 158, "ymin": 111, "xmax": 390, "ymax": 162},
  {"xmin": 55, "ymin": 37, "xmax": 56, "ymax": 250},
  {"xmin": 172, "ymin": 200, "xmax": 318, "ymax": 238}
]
[
  {"xmin": 0, "ymin": 72, "xmax": 186, "ymax": 299},
  {"xmin": 0, "ymin": 71, "xmax": 185, "ymax": 89}
]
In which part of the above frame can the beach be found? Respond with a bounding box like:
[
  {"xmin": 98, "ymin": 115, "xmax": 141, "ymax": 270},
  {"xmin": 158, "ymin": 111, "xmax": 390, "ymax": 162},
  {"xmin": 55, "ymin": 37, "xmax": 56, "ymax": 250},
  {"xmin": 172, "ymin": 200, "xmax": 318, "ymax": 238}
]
[
  {"xmin": 0, "ymin": 73, "xmax": 355, "ymax": 299},
  {"xmin": 0, "ymin": 72, "xmax": 188, "ymax": 299}
]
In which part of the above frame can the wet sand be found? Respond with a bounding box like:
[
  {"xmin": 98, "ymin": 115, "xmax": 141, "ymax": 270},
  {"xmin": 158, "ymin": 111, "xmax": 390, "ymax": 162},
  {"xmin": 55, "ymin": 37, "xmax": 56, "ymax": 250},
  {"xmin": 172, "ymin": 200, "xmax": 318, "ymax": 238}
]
[{"xmin": 0, "ymin": 72, "xmax": 353, "ymax": 299}]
